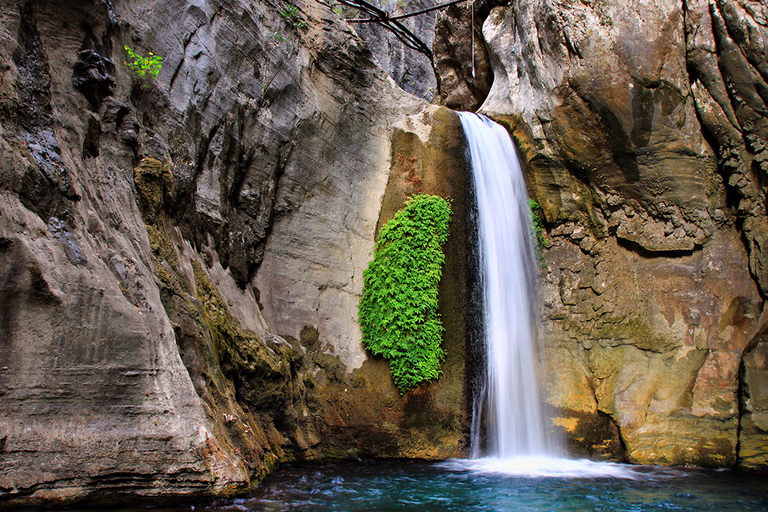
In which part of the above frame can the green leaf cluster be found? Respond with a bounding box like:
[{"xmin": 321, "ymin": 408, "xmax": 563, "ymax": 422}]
[
  {"xmin": 529, "ymin": 199, "xmax": 548, "ymax": 261},
  {"xmin": 124, "ymin": 45, "xmax": 163, "ymax": 80},
  {"xmin": 529, "ymin": 199, "xmax": 547, "ymax": 246},
  {"xmin": 359, "ymin": 194, "xmax": 452, "ymax": 393},
  {"xmin": 280, "ymin": 4, "xmax": 308, "ymax": 29}
]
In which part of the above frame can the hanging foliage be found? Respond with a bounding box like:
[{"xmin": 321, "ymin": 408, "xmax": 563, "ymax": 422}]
[{"xmin": 358, "ymin": 194, "xmax": 452, "ymax": 393}]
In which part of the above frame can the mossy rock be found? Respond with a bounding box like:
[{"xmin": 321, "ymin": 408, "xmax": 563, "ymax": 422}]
[{"xmin": 134, "ymin": 156, "xmax": 174, "ymax": 221}]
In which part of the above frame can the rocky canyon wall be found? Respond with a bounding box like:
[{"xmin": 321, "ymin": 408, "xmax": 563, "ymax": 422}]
[
  {"xmin": 478, "ymin": 0, "xmax": 768, "ymax": 467},
  {"xmin": 2, "ymin": 0, "xmax": 768, "ymax": 506},
  {"xmin": 0, "ymin": 0, "xmax": 471, "ymax": 507}
]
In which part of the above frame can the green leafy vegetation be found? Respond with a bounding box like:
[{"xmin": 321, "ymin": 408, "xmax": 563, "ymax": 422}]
[
  {"xmin": 123, "ymin": 45, "xmax": 163, "ymax": 80},
  {"xmin": 359, "ymin": 194, "xmax": 452, "ymax": 394},
  {"xmin": 269, "ymin": 4, "xmax": 305, "ymax": 53},
  {"xmin": 270, "ymin": 31, "xmax": 293, "ymax": 51},
  {"xmin": 529, "ymin": 199, "xmax": 548, "ymax": 259},
  {"xmin": 280, "ymin": 4, "xmax": 308, "ymax": 29},
  {"xmin": 329, "ymin": 0, "xmax": 357, "ymax": 18}
]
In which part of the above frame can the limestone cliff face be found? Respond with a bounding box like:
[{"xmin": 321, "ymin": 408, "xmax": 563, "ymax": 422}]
[
  {"xmin": 346, "ymin": 0, "xmax": 438, "ymax": 101},
  {"xmin": 479, "ymin": 0, "xmax": 768, "ymax": 467},
  {"xmin": 0, "ymin": 0, "xmax": 471, "ymax": 506},
  {"xmin": 348, "ymin": 0, "xmax": 495, "ymax": 110}
]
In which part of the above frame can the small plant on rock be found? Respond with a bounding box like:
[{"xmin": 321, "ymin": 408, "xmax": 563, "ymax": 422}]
[
  {"xmin": 124, "ymin": 45, "xmax": 163, "ymax": 80},
  {"xmin": 529, "ymin": 199, "xmax": 548, "ymax": 261},
  {"xmin": 280, "ymin": 4, "xmax": 308, "ymax": 29},
  {"xmin": 270, "ymin": 31, "xmax": 293, "ymax": 50}
]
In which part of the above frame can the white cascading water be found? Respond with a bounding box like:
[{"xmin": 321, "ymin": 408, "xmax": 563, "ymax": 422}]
[
  {"xmin": 454, "ymin": 112, "xmax": 638, "ymax": 479},
  {"xmin": 458, "ymin": 112, "xmax": 548, "ymax": 459}
]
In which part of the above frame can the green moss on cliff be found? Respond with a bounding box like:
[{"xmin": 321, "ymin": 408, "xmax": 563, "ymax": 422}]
[
  {"xmin": 134, "ymin": 157, "xmax": 174, "ymax": 221},
  {"xmin": 135, "ymin": 157, "xmax": 299, "ymax": 479},
  {"xmin": 191, "ymin": 260, "xmax": 295, "ymax": 411}
]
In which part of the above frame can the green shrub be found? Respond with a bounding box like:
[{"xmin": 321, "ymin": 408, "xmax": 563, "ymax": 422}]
[
  {"xmin": 124, "ymin": 45, "xmax": 163, "ymax": 80},
  {"xmin": 359, "ymin": 194, "xmax": 452, "ymax": 393}
]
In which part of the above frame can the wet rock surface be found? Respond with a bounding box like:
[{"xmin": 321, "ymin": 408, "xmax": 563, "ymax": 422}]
[{"xmin": 479, "ymin": 0, "xmax": 768, "ymax": 467}]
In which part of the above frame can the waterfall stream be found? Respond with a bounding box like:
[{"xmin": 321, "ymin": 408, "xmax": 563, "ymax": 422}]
[
  {"xmin": 458, "ymin": 112, "xmax": 552, "ymax": 459},
  {"xmin": 455, "ymin": 113, "xmax": 639, "ymax": 478}
]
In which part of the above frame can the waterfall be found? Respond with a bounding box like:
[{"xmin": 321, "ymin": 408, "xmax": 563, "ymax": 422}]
[
  {"xmin": 458, "ymin": 112, "xmax": 551, "ymax": 459},
  {"xmin": 446, "ymin": 113, "xmax": 639, "ymax": 478}
]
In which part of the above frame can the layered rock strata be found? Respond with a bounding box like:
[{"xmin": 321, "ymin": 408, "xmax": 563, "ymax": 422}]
[
  {"xmin": 479, "ymin": 0, "xmax": 768, "ymax": 466},
  {"xmin": 0, "ymin": 0, "xmax": 471, "ymax": 506}
]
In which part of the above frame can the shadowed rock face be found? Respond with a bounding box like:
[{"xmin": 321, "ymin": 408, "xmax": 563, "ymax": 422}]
[
  {"xmin": 0, "ymin": 0, "xmax": 471, "ymax": 507},
  {"xmin": 348, "ymin": 0, "xmax": 439, "ymax": 101},
  {"xmin": 433, "ymin": 2, "xmax": 495, "ymax": 111},
  {"xmin": 347, "ymin": 0, "xmax": 495, "ymax": 111},
  {"xmin": 479, "ymin": 0, "xmax": 768, "ymax": 467}
]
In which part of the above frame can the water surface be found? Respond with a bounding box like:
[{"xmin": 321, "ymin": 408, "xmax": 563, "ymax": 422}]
[
  {"xmin": 48, "ymin": 458, "xmax": 768, "ymax": 512},
  {"xmin": 130, "ymin": 459, "xmax": 767, "ymax": 512}
]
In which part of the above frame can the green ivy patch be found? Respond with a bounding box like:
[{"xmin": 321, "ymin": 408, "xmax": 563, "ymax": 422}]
[{"xmin": 359, "ymin": 194, "xmax": 452, "ymax": 393}]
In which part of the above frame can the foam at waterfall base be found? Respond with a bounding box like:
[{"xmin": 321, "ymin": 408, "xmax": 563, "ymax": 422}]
[{"xmin": 439, "ymin": 456, "xmax": 679, "ymax": 480}]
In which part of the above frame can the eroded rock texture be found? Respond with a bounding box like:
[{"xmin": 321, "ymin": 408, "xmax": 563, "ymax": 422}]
[
  {"xmin": 347, "ymin": 0, "xmax": 439, "ymax": 100},
  {"xmin": 0, "ymin": 0, "xmax": 471, "ymax": 506},
  {"xmin": 433, "ymin": 2, "xmax": 495, "ymax": 111},
  {"xmin": 346, "ymin": 0, "xmax": 495, "ymax": 110},
  {"xmin": 480, "ymin": 0, "xmax": 768, "ymax": 466}
]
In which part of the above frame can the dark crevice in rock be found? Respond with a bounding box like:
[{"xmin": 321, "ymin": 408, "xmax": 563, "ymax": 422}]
[
  {"xmin": 170, "ymin": 16, "xmax": 208, "ymax": 93},
  {"xmin": 737, "ymin": 327, "xmax": 768, "ymax": 468},
  {"xmin": 710, "ymin": 3, "xmax": 765, "ymax": 137},
  {"xmin": 433, "ymin": 2, "xmax": 494, "ymax": 111},
  {"xmin": 82, "ymin": 114, "xmax": 102, "ymax": 158},
  {"xmin": 601, "ymin": 410, "xmax": 628, "ymax": 461},
  {"xmin": 195, "ymin": 119, "xmax": 224, "ymax": 192},
  {"xmin": 473, "ymin": 0, "xmax": 509, "ymax": 22},
  {"xmin": 736, "ymin": 348, "xmax": 749, "ymax": 467},
  {"xmin": 168, "ymin": 56, "xmax": 186, "ymax": 93},
  {"xmin": 714, "ymin": 0, "xmax": 768, "ymax": 95},
  {"xmin": 71, "ymin": 21, "xmax": 115, "ymax": 111},
  {"xmin": 686, "ymin": 68, "xmax": 742, "ymax": 218},
  {"xmin": 615, "ymin": 231, "xmax": 698, "ymax": 258},
  {"xmin": 751, "ymin": 156, "xmax": 768, "ymax": 190},
  {"xmin": 464, "ymin": 130, "xmax": 487, "ymax": 453},
  {"xmin": 167, "ymin": 116, "xmax": 226, "ymax": 253}
]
